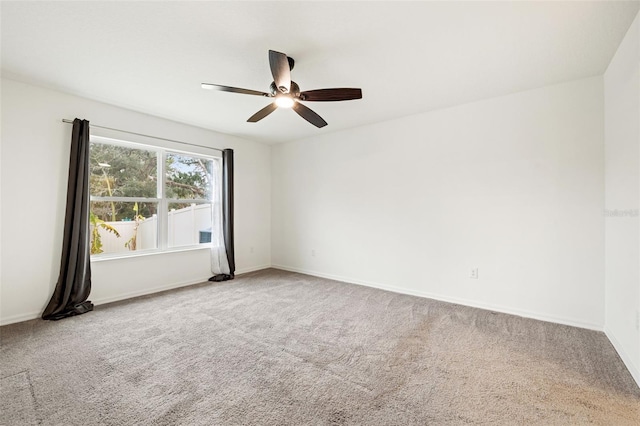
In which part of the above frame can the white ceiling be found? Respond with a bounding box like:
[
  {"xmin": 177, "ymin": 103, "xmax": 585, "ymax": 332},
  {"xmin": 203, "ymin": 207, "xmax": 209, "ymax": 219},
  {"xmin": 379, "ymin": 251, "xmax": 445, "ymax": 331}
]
[{"xmin": 2, "ymin": 1, "xmax": 638, "ymax": 144}]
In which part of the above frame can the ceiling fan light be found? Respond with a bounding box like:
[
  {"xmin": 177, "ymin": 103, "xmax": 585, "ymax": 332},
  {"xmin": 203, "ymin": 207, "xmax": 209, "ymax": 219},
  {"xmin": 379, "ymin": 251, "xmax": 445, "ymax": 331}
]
[
  {"xmin": 275, "ymin": 96, "xmax": 295, "ymax": 108},
  {"xmin": 201, "ymin": 83, "xmax": 214, "ymax": 90}
]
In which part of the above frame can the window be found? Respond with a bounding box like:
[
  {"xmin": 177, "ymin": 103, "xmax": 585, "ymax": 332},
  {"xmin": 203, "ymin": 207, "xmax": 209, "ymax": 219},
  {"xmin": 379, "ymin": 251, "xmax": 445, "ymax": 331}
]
[{"xmin": 89, "ymin": 137, "xmax": 217, "ymax": 257}]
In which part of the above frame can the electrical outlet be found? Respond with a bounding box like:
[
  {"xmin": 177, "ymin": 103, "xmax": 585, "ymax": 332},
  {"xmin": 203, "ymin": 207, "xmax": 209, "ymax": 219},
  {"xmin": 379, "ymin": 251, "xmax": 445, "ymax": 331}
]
[
  {"xmin": 311, "ymin": 249, "xmax": 316, "ymax": 257},
  {"xmin": 470, "ymin": 268, "xmax": 479, "ymax": 279},
  {"xmin": 250, "ymin": 246, "xmax": 254, "ymax": 254}
]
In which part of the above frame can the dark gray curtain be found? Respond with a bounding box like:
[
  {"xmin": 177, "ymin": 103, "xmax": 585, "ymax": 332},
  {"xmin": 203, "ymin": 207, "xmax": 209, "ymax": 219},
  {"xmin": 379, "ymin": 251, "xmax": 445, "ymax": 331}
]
[
  {"xmin": 209, "ymin": 148, "xmax": 235, "ymax": 282},
  {"xmin": 222, "ymin": 148, "xmax": 235, "ymax": 276},
  {"xmin": 42, "ymin": 119, "xmax": 93, "ymax": 320}
]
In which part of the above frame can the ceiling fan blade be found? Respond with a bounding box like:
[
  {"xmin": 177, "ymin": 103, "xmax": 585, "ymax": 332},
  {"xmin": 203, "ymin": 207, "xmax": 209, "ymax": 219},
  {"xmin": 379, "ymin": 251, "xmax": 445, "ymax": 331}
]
[
  {"xmin": 247, "ymin": 103, "xmax": 278, "ymax": 123},
  {"xmin": 201, "ymin": 83, "xmax": 269, "ymax": 97},
  {"xmin": 300, "ymin": 88, "xmax": 362, "ymax": 102},
  {"xmin": 269, "ymin": 50, "xmax": 291, "ymax": 94},
  {"xmin": 292, "ymin": 102, "xmax": 328, "ymax": 128}
]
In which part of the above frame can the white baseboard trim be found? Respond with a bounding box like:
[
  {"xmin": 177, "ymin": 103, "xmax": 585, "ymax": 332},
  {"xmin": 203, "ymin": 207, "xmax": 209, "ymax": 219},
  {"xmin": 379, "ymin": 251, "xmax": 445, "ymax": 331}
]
[
  {"xmin": 92, "ymin": 264, "xmax": 273, "ymax": 306},
  {"xmin": 271, "ymin": 264, "xmax": 604, "ymax": 332},
  {"xmin": 605, "ymin": 327, "xmax": 640, "ymax": 388},
  {"xmin": 91, "ymin": 276, "xmax": 213, "ymax": 306},
  {"xmin": 0, "ymin": 265, "xmax": 273, "ymax": 326},
  {"xmin": 0, "ymin": 311, "xmax": 43, "ymax": 326},
  {"xmin": 236, "ymin": 265, "xmax": 272, "ymax": 275}
]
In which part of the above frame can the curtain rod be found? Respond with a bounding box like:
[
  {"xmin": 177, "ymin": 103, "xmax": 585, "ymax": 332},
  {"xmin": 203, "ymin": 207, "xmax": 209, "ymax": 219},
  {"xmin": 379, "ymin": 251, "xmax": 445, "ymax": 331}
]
[{"xmin": 61, "ymin": 119, "xmax": 224, "ymax": 152}]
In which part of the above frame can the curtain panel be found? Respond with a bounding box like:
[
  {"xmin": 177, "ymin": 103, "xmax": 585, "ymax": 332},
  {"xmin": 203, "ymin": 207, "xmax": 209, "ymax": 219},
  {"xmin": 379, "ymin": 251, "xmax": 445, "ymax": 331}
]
[
  {"xmin": 210, "ymin": 148, "xmax": 235, "ymax": 281},
  {"xmin": 42, "ymin": 118, "xmax": 94, "ymax": 320}
]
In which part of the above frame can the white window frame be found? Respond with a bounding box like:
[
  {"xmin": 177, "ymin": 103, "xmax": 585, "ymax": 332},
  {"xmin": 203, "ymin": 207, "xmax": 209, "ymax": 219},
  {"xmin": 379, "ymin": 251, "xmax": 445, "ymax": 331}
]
[{"xmin": 89, "ymin": 135, "xmax": 221, "ymax": 259}]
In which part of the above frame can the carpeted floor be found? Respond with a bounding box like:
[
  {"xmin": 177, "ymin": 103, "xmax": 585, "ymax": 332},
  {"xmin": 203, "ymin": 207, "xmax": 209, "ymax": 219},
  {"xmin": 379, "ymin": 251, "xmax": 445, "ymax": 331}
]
[{"xmin": 1, "ymin": 268, "xmax": 639, "ymax": 425}]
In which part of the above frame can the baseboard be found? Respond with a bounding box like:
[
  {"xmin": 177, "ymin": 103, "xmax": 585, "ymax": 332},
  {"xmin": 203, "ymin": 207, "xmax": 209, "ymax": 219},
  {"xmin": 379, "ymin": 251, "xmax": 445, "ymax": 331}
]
[
  {"xmin": 92, "ymin": 264, "xmax": 272, "ymax": 306},
  {"xmin": 236, "ymin": 264, "xmax": 272, "ymax": 275},
  {"xmin": 0, "ymin": 265, "xmax": 272, "ymax": 326},
  {"xmin": 271, "ymin": 264, "xmax": 604, "ymax": 332},
  {"xmin": 91, "ymin": 276, "xmax": 213, "ymax": 306},
  {"xmin": 0, "ymin": 311, "xmax": 43, "ymax": 326},
  {"xmin": 605, "ymin": 327, "xmax": 640, "ymax": 388}
]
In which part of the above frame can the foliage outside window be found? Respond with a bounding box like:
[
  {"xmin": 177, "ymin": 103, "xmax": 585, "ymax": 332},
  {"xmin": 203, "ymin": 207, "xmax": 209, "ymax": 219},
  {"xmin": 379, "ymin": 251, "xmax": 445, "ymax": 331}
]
[{"xmin": 89, "ymin": 137, "xmax": 216, "ymax": 256}]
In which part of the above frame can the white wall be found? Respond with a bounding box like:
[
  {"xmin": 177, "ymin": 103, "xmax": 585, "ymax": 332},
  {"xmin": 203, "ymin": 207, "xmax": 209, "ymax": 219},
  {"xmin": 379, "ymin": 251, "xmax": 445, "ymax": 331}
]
[
  {"xmin": 0, "ymin": 78, "xmax": 271, "ymax": 325},
  {"xmin": 272, "ymin": 76, "xmax": 605, "ymax": 330},
  {"xmin": 604, "ymin": 11, "xmax": 640, "ymax": 386}
]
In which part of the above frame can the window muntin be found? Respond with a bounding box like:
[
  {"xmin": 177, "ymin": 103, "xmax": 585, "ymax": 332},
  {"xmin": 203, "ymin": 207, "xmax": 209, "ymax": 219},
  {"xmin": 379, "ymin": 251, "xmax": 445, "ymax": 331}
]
[{"xmin": 89, "ymin": 137, "xmax": 218, "ymax": 257}]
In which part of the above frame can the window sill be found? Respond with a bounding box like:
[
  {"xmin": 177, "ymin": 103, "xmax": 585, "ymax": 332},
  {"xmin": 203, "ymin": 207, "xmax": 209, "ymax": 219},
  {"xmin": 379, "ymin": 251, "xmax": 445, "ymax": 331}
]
[{"xmin": 90, "ymin": 244, "xmax": 213, "ymax": 262}]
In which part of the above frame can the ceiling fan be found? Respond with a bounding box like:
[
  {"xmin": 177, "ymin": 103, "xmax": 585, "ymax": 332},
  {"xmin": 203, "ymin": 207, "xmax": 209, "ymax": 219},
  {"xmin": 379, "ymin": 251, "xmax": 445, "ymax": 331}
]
[{"xmin": 202, "ymin": 50, "xmax": 362, "ymax": 128}]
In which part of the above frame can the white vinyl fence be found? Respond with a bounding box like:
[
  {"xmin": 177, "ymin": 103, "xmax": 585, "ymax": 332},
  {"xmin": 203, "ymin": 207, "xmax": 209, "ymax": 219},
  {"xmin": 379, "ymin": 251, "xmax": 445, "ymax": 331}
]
[{"xmin": 96, "ymin": 204, "xmax": 212, "ymax": 254}]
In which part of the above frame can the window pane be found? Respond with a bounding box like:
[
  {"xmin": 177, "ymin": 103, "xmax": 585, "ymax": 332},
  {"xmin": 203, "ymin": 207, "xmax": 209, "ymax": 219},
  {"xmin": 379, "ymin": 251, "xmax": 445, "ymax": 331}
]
[
  {"xmin": 167, "ymin": 202, "xmax": 212, "ymax": 248},
  {"xmin": 165, "ymin": 153, "xmax": 213, "ymax": 200},
  {"xmin": 90, "ymin": 201, "xmax": 157, "ymax": 255},
  {"xmin": 90, "ymin": 143, "xmax": 157, "ymax": 198}
]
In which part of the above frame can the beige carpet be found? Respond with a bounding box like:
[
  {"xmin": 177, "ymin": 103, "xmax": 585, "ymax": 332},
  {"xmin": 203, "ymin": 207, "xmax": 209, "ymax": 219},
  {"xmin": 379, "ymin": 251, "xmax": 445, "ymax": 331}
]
[{"xmin": 1, "ymin": 268, "xmax": 638, "ymax": 425}]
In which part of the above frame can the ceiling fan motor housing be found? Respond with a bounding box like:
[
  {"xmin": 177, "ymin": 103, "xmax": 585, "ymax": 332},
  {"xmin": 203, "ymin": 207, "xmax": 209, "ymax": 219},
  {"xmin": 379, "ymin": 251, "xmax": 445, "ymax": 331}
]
[{"xmin": 270, "ymin": 81, "xmax": 300, "ymax": 97}]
